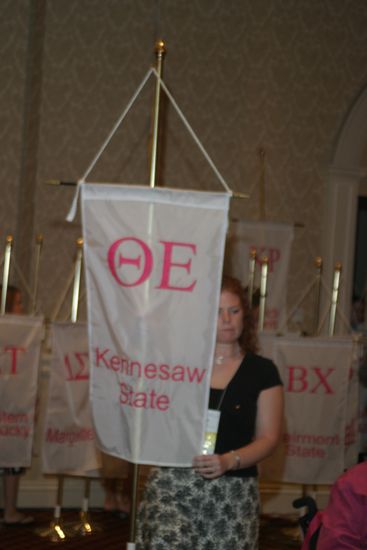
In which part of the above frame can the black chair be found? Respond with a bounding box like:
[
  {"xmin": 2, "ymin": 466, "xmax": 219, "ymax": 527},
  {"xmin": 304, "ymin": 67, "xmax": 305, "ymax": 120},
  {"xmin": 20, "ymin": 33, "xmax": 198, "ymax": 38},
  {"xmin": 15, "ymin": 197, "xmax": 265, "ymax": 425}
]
[{"xmin": 293, "ymin": 496, "xmax": 321, "ymax": 550}]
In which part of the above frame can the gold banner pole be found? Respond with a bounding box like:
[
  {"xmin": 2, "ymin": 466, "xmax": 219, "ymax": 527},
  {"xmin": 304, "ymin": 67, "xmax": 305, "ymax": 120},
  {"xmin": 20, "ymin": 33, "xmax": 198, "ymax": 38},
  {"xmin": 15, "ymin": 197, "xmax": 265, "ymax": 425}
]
[
  {"xmin": 149, "ymin": 39, "xmax": 166, "ymax": 189},
  {"xmin": 312, "ymin": 256, "xmax": 322, "ymax": 335},
  {"xmin": 129, "ymin": 40, "xmax": 167, "ymax": 549},
  {"xmin": 258, "ymin": 257, "xmax": 268, "ymax": 331},
  {"xmin": 328, "ymin": 262, "xmax": 342, "ymax": 336},
  {"xmin": 71, "ymin": 238, "xmax": 83, "ymax": 323},
  {"xmin": 258, "ymin": 148, "xmax": 266, "ymax": 221},
  {"xmin": 36, "ymin": 475, "xmax": 71, "ymax": 541},
  {"xmin": 31, "ymin": 234, "xmax": 43, "ymax": 315},
  {"xmin": 37, "ymin": 238, "xmax": 85, "ymax": 541},
  {"xmin": 69, "ymin": 238, "xmax": 100, "ymax": 536},
  {"xmin": 1, "ymin": 235, "xmax": 13, "ymax": 314},
  {"xmin": 248, "ymin": 248, "xmax": 257, "ymax": 307}
]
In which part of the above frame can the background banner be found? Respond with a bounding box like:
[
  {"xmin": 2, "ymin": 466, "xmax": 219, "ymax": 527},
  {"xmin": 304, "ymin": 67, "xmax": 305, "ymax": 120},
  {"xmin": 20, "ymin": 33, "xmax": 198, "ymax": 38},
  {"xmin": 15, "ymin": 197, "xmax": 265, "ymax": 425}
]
[
  {"xmin": 0, "ymin": 315, "xmax": 43, "ymax": 468},
  {"xmin": 81, "ymin": 183, "xmax": 230, "ymax": 466},
  {"xmin": 42, "ymin": 322, "xmax": 102, "ymax": 476},
  {"xmin": 259, "ymin": 335, "xmax": 360, "ymax": 484},
  {"xmin": 226, "ymin": 220, "xmax": 294, "ymax": 331}
]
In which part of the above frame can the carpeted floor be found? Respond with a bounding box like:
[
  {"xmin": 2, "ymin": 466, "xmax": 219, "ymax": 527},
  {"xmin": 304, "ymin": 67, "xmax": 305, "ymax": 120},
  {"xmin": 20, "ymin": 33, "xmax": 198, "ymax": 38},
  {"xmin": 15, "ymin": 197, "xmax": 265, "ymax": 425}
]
[{"xmin": 0, "ymin": 509, "xmax": 302, "ymax": 549}]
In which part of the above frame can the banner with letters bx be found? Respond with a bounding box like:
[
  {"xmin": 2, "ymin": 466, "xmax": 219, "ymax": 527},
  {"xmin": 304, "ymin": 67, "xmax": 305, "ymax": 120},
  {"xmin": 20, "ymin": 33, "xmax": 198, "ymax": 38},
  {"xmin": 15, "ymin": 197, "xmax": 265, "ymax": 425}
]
[{"xmin": 81, "ymin": 183, "xmax": 230, "ymax": 466}]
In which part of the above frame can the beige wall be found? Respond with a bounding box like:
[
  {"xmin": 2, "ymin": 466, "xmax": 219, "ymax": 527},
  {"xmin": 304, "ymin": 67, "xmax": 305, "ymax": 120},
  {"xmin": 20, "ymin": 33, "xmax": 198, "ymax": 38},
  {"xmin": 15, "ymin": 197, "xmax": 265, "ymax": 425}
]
[
  {"xmin": 0, "ymin": 1, "xmax": 30, "ymax": 237},
  {"xmin": 1, "ymin": 0, "xmax": 367, "ymax": 324}
]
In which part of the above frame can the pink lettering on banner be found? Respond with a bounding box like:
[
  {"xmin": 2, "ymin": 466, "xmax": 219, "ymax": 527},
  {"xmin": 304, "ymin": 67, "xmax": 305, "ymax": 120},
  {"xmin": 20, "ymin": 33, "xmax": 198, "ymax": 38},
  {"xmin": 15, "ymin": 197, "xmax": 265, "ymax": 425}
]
[
  {"xmin": 0, "ymin": 425, "xmax": 30, "ymax": 439},
  {"xmin": 108, "ymin": 237, "xmax": 153, "ymax": 287},
  {"xmin": 0, "ymin": 346, "xmax": 25, "ymax": 375},
  {"xmin": 0, "ymin": 410, "xmax": 29, "ymax": 424},
  {"xmin": 63, "ymin": 352, "xmax": 89, "ymax": 381},
  {"xmin": 119, "ymin": 382, "xmax": 170, "ymax": 411},
  {"xmin": 107, "ymin": 237, "xmax": 197, "ymax": 292},
  {"xmin": 46, "ymin": 427, "xmax": 95, "ymax": 446},
  {"xmin": 156, "ymin": 241, "xmax": 197, "ymax": 292},
  {"xmin": 283, "ymin": 432, "xmax": 340, "ymax": 459},
  {"xmin": 93, "ymin": 347, "xmax": 207, "ymax": 414},
  {"xmin": 252, "ymin": 246, "xmax": 281, "ymax": 273},
  {"xmin": 94, "ymin": 347, "xmax": 206, "ymax": 384},
  {"xmin": 286, "ymin": 366, "xmax": 335, "ymax": 394},
  {"xmin": 0, "ymin": 410, "xmax": 31, "ymax": 439}
]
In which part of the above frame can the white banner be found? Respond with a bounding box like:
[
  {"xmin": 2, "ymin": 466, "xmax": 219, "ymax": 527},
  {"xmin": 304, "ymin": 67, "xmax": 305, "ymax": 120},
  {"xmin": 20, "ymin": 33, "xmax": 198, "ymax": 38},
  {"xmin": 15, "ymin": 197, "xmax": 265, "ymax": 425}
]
[
  {"xmin": 81, "ymin": 183, "xmax": 229, "ymax": 466},
  {"xmin": 42, "ymin": 322, "xmax": 102, "ymax": 476},
  {"xmin": 0, "ymin": 315, "xmax": 43, "ymax": 468},
  {"xmin": 226, "ymin": 220, "xmax": 294, "ymax": 331},
  {"xmin": 260, "ymin": 335, "xmax": 360, "ymax": 484}
]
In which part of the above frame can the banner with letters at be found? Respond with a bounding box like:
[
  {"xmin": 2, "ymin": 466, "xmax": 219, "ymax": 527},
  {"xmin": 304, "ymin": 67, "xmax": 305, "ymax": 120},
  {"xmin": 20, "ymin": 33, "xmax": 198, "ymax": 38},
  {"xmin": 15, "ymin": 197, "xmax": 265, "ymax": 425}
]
[
  {"xmin": 260, "ymin": 335, "xmax": 360, "ymax": 484},
  {"xmin": 42, "ymin": 322, "xmax": 102, "ymax": 476},
  {"xmin": 81, "ymin": 183, "xmax": 230, "ymax": 466},
  {"xmin": 226, "ymin": 220, "xmax": 294, "ymax": 332},
  {"xmin": 0, "ymin": 315, "xmax": 43, "ymax": 467}
]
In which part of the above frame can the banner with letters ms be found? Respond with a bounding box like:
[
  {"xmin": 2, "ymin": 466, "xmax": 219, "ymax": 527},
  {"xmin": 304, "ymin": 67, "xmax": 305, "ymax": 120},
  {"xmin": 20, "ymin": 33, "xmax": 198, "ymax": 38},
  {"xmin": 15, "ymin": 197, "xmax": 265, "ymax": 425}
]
[
  {"xmin": 81, "ymin": 183, "xmax": 230, "ymax": 466},
  {"xmin": 42, "ymin": 322, "xmax": 102, "ymax": 476}
]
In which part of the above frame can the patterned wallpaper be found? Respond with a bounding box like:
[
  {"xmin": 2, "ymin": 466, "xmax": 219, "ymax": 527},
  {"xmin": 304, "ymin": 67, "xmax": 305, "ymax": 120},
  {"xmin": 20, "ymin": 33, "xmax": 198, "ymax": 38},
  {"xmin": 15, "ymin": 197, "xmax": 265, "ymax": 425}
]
[
  {"xmin": 0, "ymin": 1, "xmax": 29, "ymax": 239},
  {"xmin": 2, "ymin": 0, "xmax": 367, "ymax": 326}
]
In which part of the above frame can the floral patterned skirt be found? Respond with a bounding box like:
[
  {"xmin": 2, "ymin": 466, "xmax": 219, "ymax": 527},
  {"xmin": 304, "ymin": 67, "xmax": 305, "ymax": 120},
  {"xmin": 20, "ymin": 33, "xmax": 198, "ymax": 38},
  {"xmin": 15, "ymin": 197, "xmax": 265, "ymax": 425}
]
[{"xmin": 136, "ymin": 467, "xmax": 259, "ymax": 550}]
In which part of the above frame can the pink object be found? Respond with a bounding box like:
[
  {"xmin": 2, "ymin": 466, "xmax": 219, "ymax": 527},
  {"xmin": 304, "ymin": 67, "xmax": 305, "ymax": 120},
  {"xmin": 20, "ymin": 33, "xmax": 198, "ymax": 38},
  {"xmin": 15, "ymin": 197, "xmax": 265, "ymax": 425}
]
[{"xmin": 302, "ymin": 462, "xmax": 367, "ymax": 549}]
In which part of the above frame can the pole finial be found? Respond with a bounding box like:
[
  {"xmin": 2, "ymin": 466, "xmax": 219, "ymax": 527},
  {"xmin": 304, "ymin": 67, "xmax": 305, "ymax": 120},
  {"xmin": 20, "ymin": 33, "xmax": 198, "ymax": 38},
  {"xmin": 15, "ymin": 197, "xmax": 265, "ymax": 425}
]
[
  {"xmin": 155, "ymin": 39, "xmax": 166, "ymax": 56},
  {"xmin": 314, "ymin": 256, "xmax": 322, "ymax": 268}
]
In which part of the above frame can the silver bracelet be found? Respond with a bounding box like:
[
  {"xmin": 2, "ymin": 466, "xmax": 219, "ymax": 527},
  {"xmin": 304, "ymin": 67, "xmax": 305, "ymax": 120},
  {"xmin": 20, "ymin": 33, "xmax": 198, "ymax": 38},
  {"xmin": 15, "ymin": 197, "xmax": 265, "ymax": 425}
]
[{"xmin": 230, "ymin": 450, "xmax": 241, "ymax": 470}]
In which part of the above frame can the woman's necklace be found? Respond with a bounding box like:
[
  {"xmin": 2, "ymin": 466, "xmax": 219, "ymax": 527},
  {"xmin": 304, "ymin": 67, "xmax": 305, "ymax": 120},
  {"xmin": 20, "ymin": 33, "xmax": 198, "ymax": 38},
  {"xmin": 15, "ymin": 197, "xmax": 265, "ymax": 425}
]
[{"xmin": 214, "ymin": 347, "xmax": 242, "ymax": 365}]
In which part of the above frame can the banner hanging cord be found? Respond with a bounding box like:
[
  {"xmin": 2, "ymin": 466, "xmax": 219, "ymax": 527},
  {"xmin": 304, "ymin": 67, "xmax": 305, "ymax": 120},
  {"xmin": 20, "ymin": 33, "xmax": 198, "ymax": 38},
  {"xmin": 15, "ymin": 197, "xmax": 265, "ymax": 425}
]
[
  {"xmin": 151, "ymin": 69, "xmax": 232, "ymax": 195},
  {"xmin": 278, "ymin": 276, "xmax": 317, "ymax": 334},
  {"xmin": 3, "ymin": 254, "xmax": 41, "ymax": 316},
  {"xmin": 279, "ymin": 274, "xmax": 353, "ymax": 335},
  {"xmin": 317, "ymin": 277, "xmax": 352, "ymax": 335},
  {"xmin": 50, "ymin": 265, "xmax": 77, "ymax": 322},
  {"xmin": 66, "ymin": 67, "xmax": 155, "ymax": 222},
  {"xmin": 66, "ymin": 67, "xmax": 233, "ymax": 222}
]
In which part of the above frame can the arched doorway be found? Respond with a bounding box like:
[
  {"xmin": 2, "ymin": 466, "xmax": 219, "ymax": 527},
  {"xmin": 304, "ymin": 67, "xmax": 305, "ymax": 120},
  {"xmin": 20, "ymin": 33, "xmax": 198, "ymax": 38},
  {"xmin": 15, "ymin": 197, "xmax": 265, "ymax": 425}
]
[{"xmin": 322, "ymin": 85, "xmax": 367, "ymax": 330}]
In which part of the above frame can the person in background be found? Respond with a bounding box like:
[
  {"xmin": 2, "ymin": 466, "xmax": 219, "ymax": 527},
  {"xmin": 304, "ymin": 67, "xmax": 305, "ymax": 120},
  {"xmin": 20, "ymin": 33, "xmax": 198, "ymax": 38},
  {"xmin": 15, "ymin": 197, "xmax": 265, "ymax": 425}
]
[
  {"xmin": 136, "ymin": 275, "xmax": 284, "ymax": 549},
  {"xmin": 351, "ymin": 295, "xmax": 366, "ymax": 331},
  {"xmin": 0, "ymin": 285, "xmax": 34, "ymax": 526},
  {"xmin": 100, "ymin": 453, "xmax": 132, "ymax": 520}
]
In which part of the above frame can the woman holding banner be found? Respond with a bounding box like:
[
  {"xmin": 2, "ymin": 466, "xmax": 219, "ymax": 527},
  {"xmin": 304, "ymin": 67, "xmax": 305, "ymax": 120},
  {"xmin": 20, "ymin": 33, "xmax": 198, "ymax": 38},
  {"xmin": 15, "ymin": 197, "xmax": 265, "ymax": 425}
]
[
  {"xmin": 137, "ymin": 275, "xmax": 283, "ymax": 549},
  {"xmin": 0, "ymin": 285, "xmax": 34, "ymax": 526}
]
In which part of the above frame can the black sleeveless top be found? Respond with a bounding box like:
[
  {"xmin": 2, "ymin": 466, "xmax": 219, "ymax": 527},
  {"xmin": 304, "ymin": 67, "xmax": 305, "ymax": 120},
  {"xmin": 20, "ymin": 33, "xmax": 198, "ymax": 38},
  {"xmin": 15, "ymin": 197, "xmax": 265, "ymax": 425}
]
[{"xmin": 209, "ymin": 352, "xmax": 282, "ymax": 478}]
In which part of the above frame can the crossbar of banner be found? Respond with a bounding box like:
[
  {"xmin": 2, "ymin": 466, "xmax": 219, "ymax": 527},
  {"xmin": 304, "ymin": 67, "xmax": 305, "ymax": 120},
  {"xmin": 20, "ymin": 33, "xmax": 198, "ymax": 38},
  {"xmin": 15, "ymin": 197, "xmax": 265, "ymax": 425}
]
[
  {"xmin": 1, "ymin": 235, "xmax": 13, "ymax": 314},
  {"xmin": 46, "ymin": 179, "xmax": 249, "ymax": 201}
]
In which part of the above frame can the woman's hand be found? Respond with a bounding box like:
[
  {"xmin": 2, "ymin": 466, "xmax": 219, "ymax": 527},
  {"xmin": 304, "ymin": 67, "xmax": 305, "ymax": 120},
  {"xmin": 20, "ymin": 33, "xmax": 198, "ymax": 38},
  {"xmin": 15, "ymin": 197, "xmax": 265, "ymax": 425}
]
[{"xmin": 192, "ymin": 453, "xmax": 231, "ymax": 479}]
